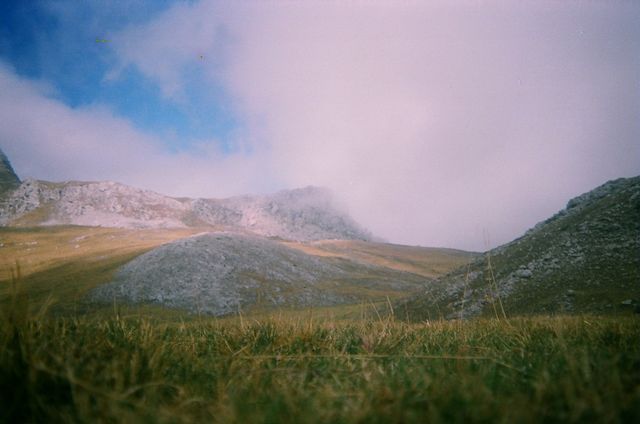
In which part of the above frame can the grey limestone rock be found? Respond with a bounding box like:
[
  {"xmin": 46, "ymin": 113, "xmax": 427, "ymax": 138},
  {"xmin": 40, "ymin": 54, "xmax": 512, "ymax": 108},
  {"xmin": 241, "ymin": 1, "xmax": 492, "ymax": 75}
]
[{"xmin": 90, "ymin": 232, "xmax": 425, "ymax": 315}]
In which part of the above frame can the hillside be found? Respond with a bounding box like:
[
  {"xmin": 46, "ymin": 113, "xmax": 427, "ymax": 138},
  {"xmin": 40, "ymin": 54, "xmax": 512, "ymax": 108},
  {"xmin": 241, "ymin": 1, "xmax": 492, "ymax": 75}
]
[
  {"xmin": 0, "ymin": 226, "xmax": 474, "ymax": 318},
  {"xmin": 88, "ymin": 232, "xmax": 432, "ymax": 315},
  {"xmin": 0, "ymin": 179, "xmax": 191, "ymax": 228},
  {"xmin": 283, "ymin": 239, "xmax": 477, "ymax": 279},
  {"xmin": 0, "ymin": 141, "xmax": 471, "ymax": 318},
  {"xmin": 401, "ymin": 176, "xmax": 640, "ymax": 319}
]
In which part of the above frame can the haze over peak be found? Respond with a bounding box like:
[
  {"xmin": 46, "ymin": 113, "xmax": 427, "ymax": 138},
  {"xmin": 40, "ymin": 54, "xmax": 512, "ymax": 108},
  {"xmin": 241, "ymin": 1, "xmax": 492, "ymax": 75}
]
[
  {"xmin": 1, "ymin": 1, "xmax": 638, "ymax": 251},
  {"xmin": 0, "ymin": 150, "xmax": 371, "ymax": 242}
]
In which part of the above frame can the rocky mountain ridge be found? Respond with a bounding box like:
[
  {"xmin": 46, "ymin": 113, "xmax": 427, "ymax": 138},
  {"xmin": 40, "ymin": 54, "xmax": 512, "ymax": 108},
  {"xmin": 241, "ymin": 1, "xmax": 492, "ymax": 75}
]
[{"xmin": 0, "ymin": 149, "xmax": 370, "ymax": 241}]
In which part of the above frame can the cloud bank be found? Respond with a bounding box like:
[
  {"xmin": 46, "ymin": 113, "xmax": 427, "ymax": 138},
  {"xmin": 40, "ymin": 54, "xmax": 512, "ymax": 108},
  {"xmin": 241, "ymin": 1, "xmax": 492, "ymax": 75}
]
[
  {"xmin": 0, "ymin": 61, "xmax": 272, "ymax": 199},
  {"xmin": 2, "ymin": 1, "xmax": 639, "ymax": 250}
]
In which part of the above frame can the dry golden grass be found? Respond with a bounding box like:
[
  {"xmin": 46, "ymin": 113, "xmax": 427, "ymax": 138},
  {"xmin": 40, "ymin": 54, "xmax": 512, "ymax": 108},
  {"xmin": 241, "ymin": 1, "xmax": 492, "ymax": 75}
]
[
  {"xmin": 0, "ymin": 226, "xmax": 211, "ymax": 315},
  {"xmin": 0, "ymin": 226, "xmax": 207, "ymax": 280},
  {"xmin": 1, "ymin": 226, "xmax": 474, "ymax": 288},
  {"xmin": 2, "ymin": 290, "xmax": 639, "ymax": 424},
  {"xmin": 285, "ymin": 239, "xmax": 477, "ymax": 278}
]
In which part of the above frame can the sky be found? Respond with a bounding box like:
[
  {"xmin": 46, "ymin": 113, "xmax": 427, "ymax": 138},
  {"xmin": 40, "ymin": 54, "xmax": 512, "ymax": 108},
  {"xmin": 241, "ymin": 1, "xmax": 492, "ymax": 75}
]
[{"xmin": 0, "ymin": 0, "xmax": 639, "ymax": 251}]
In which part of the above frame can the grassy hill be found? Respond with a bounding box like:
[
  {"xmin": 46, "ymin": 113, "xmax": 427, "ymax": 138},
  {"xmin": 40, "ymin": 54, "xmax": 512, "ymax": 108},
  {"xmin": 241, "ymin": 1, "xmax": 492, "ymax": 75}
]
[
  {"xmin": 89, "ymin": 233, "xmax": 434, "ymax": 316},
  {"xmin": 0, "ymin": 226, "xmax": 473, "ymax": 318},
  {"xmin": 0, "ymin": 226, "xmax": 207, "ymax": 316}
]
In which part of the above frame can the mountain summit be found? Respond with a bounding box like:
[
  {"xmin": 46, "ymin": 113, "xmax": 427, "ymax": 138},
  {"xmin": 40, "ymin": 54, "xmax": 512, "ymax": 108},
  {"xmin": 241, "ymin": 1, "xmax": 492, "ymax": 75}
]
[{"xmin": 0, "ymin": 148, "xmax": 20, "ymax": 196}]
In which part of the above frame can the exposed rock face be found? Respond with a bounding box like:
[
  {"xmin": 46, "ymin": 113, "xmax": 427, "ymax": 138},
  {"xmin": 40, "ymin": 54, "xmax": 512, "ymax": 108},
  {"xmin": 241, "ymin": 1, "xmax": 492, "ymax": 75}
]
[
  {"xmin": 0, "ymin": 179, "xmax": 189, "ymax": 228},
  {"xmin": 0, "ymin": 181, "xmax": 370, "ymax": 241},
  {"xmin": 0, "ymin": 148, "xmax": 20, "ymax": 196},
  {"xmin": 90, "ymin": 232, "xmax": 426, "ymax": 315},
  {"xmin": 402, "ymin": 176, "xmax": 640, "ymax": 319}
]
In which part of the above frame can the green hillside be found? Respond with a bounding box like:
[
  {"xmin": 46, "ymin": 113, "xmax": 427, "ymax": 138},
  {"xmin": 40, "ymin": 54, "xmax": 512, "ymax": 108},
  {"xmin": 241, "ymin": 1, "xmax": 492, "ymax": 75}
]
[{"xmin": 401, "ymin": 177, "xmax": 640, "ymax": 320}]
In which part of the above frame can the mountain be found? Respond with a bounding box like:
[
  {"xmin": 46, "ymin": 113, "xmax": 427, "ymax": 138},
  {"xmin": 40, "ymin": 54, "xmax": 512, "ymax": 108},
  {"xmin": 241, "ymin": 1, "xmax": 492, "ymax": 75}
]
[
  {"xmin": 0, "ymin": 150, "xmax": 370, "ymax": 241},
  {"xmin": 89, "ymin": 232, "xmax": 429, "ymax": 315},
  {"xmin": 4, "ymin": 147, "xmax": 636, "ymax": 318},
  {"xmin": 0, "ymin": 149, "xmax": 466, "ymax": 317},
  {"xmin": 0, "ymin": 148, "xmax": 20, "ymax": 196},
  {"xmin": 401, "ymin": 176, "xmax": 640, "ymax": 319}
]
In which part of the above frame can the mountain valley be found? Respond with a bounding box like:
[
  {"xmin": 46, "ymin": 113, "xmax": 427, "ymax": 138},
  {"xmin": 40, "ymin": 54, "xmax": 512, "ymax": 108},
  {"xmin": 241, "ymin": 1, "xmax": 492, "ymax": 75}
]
[{"xmin": 0, "ymin": 147, "xmax": 637, "ymax": 318}]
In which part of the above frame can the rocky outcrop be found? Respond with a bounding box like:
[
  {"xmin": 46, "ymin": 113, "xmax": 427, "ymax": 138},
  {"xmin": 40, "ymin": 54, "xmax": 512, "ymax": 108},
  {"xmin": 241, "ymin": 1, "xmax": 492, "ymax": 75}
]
[{"xmin": 0, "ymin": 179, "xmax": 189, "ymax": 228}]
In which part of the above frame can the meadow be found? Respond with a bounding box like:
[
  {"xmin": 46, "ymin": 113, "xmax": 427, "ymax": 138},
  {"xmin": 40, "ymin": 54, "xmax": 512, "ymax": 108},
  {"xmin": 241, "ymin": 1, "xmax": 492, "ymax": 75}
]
[
  {"xmin": 2, "ymin": 288, "xmax": 639, "ymax": 423},
  {"xmin": 1, "ymin": 227, "xmax": 639, "ymax": 423}
]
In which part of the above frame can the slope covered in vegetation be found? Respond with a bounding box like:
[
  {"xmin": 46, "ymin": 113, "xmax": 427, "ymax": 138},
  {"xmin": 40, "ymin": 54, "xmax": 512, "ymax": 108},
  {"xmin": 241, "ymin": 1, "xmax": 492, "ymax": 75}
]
[
  {"xmin": 402, "ymin": 177, "xmax": 640, "ymax": 320},
  {"xmin": 2, "ymin": 292, "xmax": 639, "ymax": 423}
]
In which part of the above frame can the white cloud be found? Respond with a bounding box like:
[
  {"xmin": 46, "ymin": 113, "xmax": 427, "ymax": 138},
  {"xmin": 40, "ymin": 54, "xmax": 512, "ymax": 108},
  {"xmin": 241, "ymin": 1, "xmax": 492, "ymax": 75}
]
[
  {"xmin": 119, "ymin": 0, "xmax": 638, "ymax": 250},
  {"xmin": 0, "ymin": 61, "xmax": 272, "ymax": 199},
  {"xmin": 4, "ymin": 1, "xmax": 640, "ymax": 250}
]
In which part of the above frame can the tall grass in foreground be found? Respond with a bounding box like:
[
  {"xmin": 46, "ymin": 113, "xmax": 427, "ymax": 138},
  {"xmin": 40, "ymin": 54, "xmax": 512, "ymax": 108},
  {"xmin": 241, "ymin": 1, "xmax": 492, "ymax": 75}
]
[{"xmin": 1, "ymin": 288, "xmax": 639, "ymax": 423}]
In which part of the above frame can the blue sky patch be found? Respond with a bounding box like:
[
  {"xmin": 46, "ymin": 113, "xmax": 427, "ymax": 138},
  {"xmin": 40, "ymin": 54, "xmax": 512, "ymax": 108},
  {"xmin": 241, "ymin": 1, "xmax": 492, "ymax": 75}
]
[{"xmin": 0, "ymin": 0, "xmax": 240, "ymax": 154}]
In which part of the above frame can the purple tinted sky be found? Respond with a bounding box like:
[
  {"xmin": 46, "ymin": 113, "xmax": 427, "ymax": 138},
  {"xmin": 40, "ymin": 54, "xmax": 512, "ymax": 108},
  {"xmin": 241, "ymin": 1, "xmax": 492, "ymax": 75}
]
[{"xmin": 1, "ymin": 1, "xmax": 639, "ymax": 250}]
